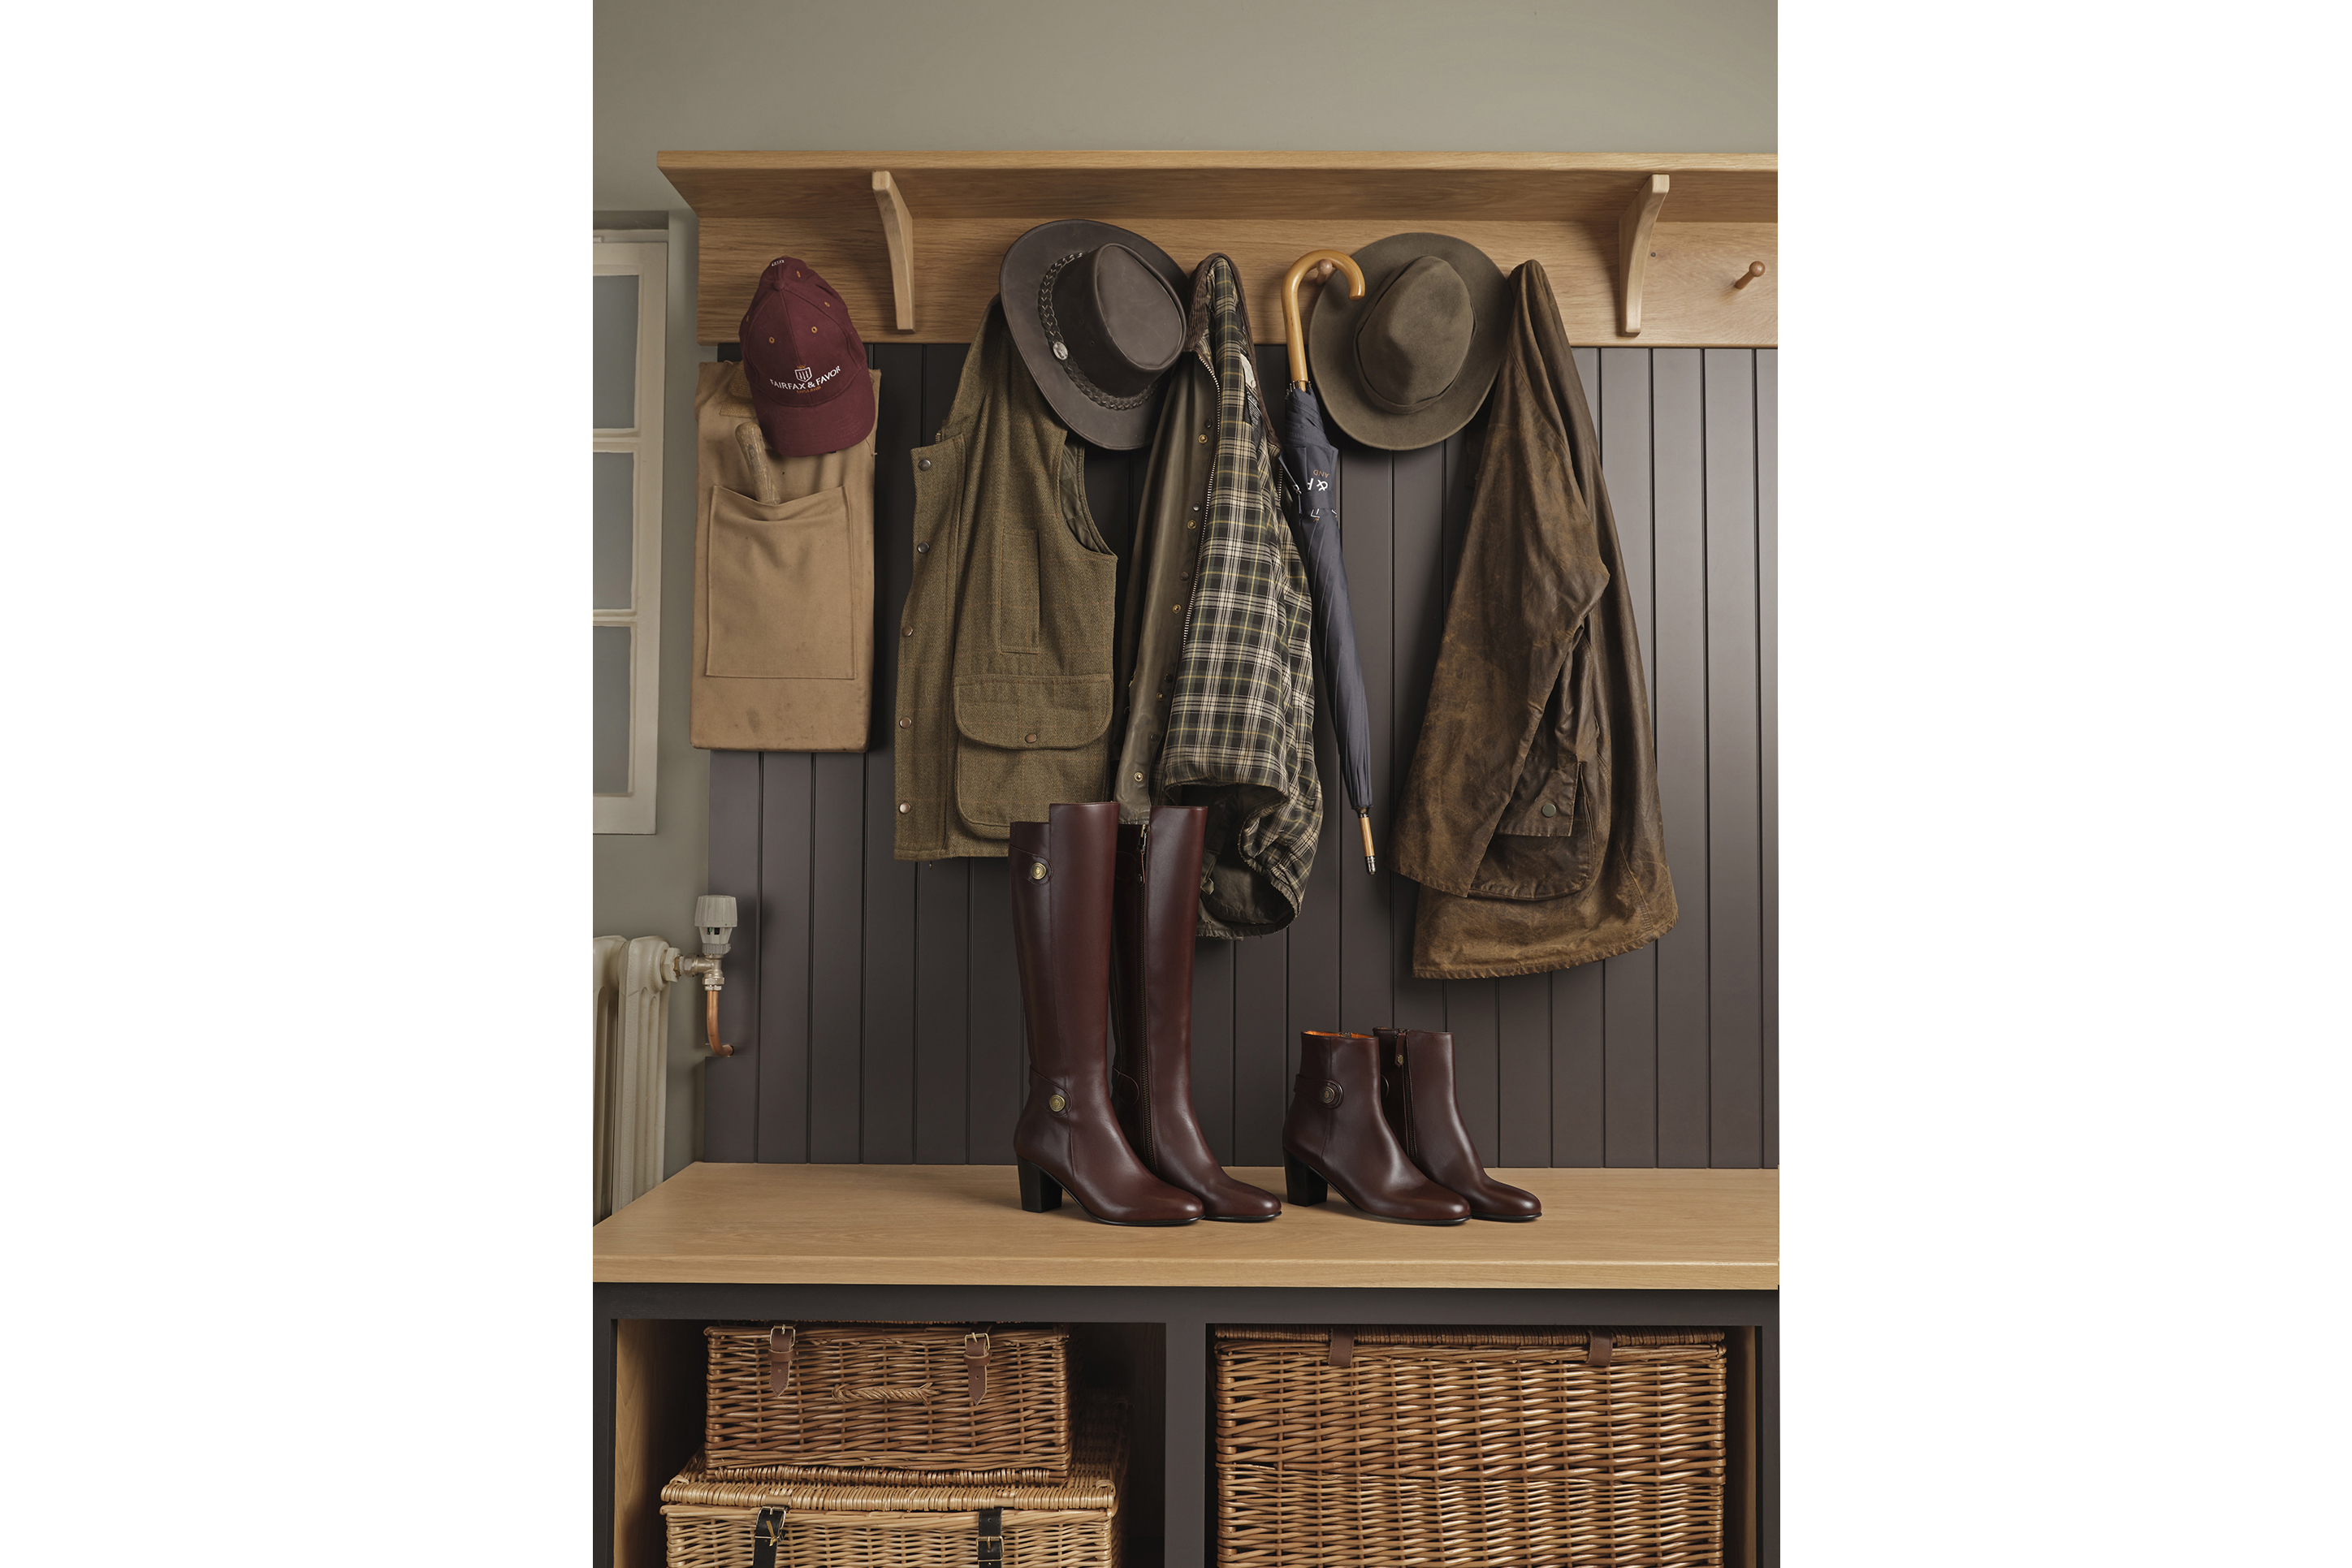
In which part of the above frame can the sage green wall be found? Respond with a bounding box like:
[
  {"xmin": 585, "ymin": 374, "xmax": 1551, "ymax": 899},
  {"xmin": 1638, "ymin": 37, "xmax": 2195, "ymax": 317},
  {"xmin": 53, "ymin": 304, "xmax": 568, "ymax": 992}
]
[
  {"xmin": 591, "ymin": 0, "xmax": 1775, "ymax": 1177},
  {"xmin": 594, "ymin": 0, "xmax": 1776, "ymax": 214}
]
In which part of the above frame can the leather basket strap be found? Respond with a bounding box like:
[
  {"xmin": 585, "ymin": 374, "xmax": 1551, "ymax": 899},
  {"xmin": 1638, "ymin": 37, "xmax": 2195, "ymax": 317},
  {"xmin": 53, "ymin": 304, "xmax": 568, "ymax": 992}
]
[
  {"xmin": 964, "ymin": 1331, "xmax": 992, "ymax": 1404},
  {"xmin": 751, "ymin": 1507, "xmax": 788, "ymax": 1568},
  {"xmin": 768, "ymin": 1325, "xmax": 797, "ymax": 1395}
]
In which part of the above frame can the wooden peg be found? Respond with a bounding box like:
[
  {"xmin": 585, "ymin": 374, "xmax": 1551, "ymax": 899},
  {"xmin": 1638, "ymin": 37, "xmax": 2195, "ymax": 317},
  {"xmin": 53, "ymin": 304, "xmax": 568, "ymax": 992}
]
[
  {"xmin": 1615, "ymin": 174, "xmax": 1670, "ymax": 338},
  {"xmin": 871, "ymin": 171, "xmax": 914, "ymax": 332},
  {"xmin": 1733, "ymin": 261, "xmax": 1766, "ymax": 291}
]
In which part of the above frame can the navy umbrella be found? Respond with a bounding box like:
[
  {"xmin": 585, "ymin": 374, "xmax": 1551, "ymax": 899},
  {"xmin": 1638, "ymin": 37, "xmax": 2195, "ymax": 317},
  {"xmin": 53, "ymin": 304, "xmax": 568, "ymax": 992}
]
[{"xmin": 1274, "ymin": 249, "xmax": 1379, "ymax": 873}]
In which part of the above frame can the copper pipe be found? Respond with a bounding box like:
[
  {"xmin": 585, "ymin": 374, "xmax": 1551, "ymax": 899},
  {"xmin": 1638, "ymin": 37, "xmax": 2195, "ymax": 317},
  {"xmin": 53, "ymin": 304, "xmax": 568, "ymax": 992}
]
[
  {"xmin": 1282, "ymin": 249, "xmax": 1366, "ymax": 388},
  {"xmin": 706, "ymin": 987, "xmax": 731, "ymax": 1056}
]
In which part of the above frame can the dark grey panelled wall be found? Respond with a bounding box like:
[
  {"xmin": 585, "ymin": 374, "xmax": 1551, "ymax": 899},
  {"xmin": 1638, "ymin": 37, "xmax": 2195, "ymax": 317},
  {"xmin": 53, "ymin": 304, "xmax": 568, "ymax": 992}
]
[{"xmin": 706, "ymin": 341, "xmax": 1775, "ymax": 1170}]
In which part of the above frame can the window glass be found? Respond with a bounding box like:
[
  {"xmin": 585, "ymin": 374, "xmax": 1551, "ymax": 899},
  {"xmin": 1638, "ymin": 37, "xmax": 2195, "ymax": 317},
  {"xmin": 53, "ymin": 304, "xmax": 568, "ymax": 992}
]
[
  {"xmin": 594, "ymin": 451, "xmax": 634, "ymax": 609},
  {"xmin": 592, "ymin": 274, "xmax": 640, "ymax": 430}
]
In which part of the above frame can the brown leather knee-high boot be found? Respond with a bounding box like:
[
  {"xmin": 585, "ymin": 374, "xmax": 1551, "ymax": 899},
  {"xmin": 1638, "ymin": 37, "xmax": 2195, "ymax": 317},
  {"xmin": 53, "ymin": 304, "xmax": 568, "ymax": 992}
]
[
  {"xmin": 1375, "ymin": 1028, "xmax": 1543, "ymax": 1221},
  {"xmin": 1111, "ymin": 807, "xmax": 1281, "ymax": 1222},
  {"xmin": 1282, "ymin": 1031, "xmax": 1469, "ymax": 1225},
  {"xmin": 1009, "ymin": 802, "xmax": 1203, "ymax": 1227}
]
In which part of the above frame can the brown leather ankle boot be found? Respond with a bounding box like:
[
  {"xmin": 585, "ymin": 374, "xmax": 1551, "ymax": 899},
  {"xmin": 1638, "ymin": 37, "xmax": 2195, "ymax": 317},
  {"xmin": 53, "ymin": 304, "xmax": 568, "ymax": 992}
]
[
  {"xmin": 1009, "ymin": 803, "xmax": 1203, "ymax": 1227},
  {"xmin": 1282, "ymin": 1031, "xmax": 1469, "ymax": 1225},
  {"xmin": 1374, "ymin": 1028, "xmax": 1543, "ymax": 1221},
  {"xmin": 1111, "ymin": 807, "xmax": 1280, "ymax": 1221}
]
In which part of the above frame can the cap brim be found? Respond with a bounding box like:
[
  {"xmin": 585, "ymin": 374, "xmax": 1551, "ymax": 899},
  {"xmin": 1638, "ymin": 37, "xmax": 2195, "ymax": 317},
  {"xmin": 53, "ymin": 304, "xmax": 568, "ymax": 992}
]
[
  {"xmin": 1001, "ymin": 219, "xmax": 1188, "ymax": 450},
  {"xmin": 1308, "ymin": 233, "xmax": 1509, "ymax": 451},
  {"xmin": 752, "ymin": 365, "xmax": 877, "ymax": 458}
]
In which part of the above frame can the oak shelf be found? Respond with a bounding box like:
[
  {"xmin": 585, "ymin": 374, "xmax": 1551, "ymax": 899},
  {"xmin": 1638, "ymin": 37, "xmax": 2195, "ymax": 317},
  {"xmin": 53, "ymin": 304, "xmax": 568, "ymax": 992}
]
[{"xmin": 656, "ymin": 149, "xmax": 1778, "ymax": 348}]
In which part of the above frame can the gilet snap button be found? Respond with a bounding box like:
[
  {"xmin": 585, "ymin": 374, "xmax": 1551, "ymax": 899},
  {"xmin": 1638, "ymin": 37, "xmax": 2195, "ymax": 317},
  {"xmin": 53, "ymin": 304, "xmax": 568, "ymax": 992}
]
[
  {"xmin": 1539, "ymin": 802, "xmax": 1559, "ymax": 818},
  {"xmin": 917, "ymin": 458, "xmax": 932, "ymax": 471}
]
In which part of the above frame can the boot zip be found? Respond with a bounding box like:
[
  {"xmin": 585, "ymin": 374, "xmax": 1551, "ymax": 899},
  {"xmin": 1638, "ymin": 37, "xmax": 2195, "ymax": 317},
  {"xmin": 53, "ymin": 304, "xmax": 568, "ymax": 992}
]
[
  {"xmin": 1394, "ymin": 1038, "xmax": 1415, "ymax": 1157},
  {"xmin": 1132, "ymin": 825, "xmax": 1155, "ymax": 1164}
]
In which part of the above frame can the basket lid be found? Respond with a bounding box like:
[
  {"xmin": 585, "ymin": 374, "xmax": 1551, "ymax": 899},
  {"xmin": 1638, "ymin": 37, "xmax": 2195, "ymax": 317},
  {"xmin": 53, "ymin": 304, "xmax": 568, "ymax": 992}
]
[
  {"xmin": 705, "ymin": 1321, "xmax": 1070, "ymax": 1341},
  {"xmin": 662, "ymin": 1394, "xmax": 1122, "ymax": 1513},
  {"xmin": 1214, "ymin": 1325, "xmax": 1721, "ymax": 1349}
]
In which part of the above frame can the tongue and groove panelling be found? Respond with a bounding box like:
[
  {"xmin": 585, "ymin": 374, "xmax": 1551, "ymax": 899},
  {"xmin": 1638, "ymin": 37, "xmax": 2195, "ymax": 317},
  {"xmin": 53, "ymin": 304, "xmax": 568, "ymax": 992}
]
[{"xmin": 704, "ymin": 340, "xmax": 1776, "ymax": 1168}]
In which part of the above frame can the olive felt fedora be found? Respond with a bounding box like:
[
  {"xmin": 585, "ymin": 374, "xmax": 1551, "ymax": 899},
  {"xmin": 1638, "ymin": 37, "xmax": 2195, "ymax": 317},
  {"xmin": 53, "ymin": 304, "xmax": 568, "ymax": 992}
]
[
  {"xmin": 1307, "ymin": 232, "xmax": 1509, "ymax": 451},
  {"xmin": 1001, "ymin": 219, "xmax": 1189, "ymax": 449}
]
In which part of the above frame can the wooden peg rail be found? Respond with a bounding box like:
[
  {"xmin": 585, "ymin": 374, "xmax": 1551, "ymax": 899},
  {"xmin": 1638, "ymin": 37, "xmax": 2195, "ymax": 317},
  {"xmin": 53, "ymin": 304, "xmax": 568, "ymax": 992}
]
[{"xmin": 658, "ymin": 151, "xmax": 1776, "ymax": 349}]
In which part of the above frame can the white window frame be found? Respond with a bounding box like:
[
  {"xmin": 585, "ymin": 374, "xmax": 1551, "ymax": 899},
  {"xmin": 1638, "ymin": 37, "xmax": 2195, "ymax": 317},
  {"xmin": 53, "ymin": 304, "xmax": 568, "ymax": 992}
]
[{"xmin": 594, "ymin": 234, "xmax": 667, "ymax": 833}]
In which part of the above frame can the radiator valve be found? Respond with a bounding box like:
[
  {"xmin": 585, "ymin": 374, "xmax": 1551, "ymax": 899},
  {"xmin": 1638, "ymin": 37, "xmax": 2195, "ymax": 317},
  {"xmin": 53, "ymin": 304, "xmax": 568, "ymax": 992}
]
[{"xmin": 669, "ymin": 895, "xmax": 737, "ymax": 1056}]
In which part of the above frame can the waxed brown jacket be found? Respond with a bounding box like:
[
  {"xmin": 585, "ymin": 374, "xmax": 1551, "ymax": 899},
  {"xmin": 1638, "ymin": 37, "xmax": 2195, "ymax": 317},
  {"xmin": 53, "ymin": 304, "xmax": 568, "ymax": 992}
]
[{"xmin": 1390, "ymin": 261, "xmax": 1676, "ymax": 978}]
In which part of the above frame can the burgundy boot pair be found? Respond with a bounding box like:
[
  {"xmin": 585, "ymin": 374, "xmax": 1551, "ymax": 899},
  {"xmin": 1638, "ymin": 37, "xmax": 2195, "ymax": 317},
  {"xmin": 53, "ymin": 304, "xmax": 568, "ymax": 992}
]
[
  {"xmin": 1282, "ymin": 1029, "xmax": 1542, "ymax": 1225},
  {"xmin": 1008, "ymin": 802, "xmax": 1281, "ymax": 1226}
]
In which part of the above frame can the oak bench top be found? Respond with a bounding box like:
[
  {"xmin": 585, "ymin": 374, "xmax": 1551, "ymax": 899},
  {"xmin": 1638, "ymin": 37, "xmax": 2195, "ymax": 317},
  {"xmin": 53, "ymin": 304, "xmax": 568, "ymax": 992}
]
[{"xmin": 593, "ymin": 1163, "xmax": 1777, "ymax": 1290}]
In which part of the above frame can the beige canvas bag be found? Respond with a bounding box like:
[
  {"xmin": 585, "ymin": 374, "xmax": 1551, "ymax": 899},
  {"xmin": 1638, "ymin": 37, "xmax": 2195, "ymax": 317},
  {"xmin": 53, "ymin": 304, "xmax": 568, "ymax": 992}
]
[{"xmin": 691, "ymin": 361, "xmax": 878, "ymax": 751}]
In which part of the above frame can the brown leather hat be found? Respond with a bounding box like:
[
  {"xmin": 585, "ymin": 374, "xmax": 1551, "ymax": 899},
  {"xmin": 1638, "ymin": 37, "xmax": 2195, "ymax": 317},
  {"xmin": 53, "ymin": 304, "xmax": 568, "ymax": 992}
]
[
  {"xmin": 1308, "ymin": 233, "xmax": 1508, "ymax": 451},
  {"xmin": 1001, "ymin": 220, "xmax": 1188, "ymax": 449}
]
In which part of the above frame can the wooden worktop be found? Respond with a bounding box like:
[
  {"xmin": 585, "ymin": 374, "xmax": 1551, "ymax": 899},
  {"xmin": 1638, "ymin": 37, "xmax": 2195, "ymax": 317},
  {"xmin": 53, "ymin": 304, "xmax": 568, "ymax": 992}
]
[{"xmin": 593, "ymin": 1164, "xmax": 1777, "ymax": 1290}]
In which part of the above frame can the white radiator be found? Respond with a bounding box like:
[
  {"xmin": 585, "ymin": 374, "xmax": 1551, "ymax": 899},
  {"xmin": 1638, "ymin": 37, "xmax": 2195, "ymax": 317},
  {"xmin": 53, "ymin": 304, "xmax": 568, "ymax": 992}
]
[{"xmin": 593, "ymin": 934, "xmax": 681, "ymax": 1221}]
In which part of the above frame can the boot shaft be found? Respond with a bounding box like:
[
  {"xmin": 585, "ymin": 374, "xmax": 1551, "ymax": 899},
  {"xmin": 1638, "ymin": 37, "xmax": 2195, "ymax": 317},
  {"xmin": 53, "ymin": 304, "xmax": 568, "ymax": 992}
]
[
  {"xmin": 1286, "ymin": 1030, "xmax": 1382, "ymax": 1154},
  {"xmin": 1376, "ymin": 1027, "xmax": 1464, "ymax": 1162},
  {"xmin": 1009, "ymin": 801, "xmax": 1120, "ymax": 1091},
  {"xmin": 1111, "ymin": 806, "xmax": 1206, "ymax": 1057}
]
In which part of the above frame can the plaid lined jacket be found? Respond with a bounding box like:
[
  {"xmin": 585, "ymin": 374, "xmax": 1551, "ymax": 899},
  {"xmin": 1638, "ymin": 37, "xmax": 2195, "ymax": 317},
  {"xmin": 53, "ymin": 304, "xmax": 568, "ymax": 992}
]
[{"xmin": 1113, "ymin": 255, "xmax": 1322, "ymax": 936}]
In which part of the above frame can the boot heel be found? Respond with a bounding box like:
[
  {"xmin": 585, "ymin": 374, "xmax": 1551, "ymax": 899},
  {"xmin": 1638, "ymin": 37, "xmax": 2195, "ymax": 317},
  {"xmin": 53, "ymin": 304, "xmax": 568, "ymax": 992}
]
[
  {"xmin": 1284, "ymin": 1155, "xmax": 1329, "ymax": 1206},
  {"xmin": 1018, "ymin": 1159, "xmax": 1063, "ymax": 1213}
]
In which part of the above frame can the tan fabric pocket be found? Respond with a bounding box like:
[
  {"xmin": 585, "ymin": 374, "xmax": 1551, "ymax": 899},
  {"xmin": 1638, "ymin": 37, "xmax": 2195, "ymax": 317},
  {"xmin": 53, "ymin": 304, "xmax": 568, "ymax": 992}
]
[
  {"xmin": 707, "ymin": 484, "xmax": 854, "ymax": 680},
  {"xmin": 952, "ymin": 675, "xmax": 1113, "ymax": 836}
]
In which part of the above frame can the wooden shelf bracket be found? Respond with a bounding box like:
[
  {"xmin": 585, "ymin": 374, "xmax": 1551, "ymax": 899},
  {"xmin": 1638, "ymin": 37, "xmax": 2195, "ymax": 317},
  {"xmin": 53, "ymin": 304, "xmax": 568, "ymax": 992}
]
[
  {"xmin": 1615, "ymin": 173, "xmax": 1671, "ymax": 338},
  {"xmin": 871, "ymin": 170, "xmax": 915, "ymax": 332}
]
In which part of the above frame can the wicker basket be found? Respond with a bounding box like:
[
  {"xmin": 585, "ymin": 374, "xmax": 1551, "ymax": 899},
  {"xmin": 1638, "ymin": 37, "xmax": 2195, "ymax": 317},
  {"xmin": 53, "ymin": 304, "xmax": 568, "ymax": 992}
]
[
  {"xmin": 663, "ymin": 1395, "xmax": 1122, "ymax": 1568},
  {"xmin": 1214, "ymin": 1326, "xmax": 1727, "ymax": 1568},
  {"xmin": 705, "ymin": 1321, "xmax": 1071, "ymax": 1475}
]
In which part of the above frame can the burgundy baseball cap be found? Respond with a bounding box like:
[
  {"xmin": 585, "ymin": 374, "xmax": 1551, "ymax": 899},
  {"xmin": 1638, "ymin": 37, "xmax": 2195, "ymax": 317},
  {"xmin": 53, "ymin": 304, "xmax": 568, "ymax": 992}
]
[{"xmin": 738, "ymin": 257, "xmax": 876, "ymax": 456}]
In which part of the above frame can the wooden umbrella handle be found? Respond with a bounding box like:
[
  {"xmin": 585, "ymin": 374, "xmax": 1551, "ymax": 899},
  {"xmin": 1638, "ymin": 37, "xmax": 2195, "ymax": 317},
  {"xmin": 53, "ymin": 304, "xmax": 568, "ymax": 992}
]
[{"xmin": 1283, "ymin": 250, "xmax": 1366, "ymax": 387}]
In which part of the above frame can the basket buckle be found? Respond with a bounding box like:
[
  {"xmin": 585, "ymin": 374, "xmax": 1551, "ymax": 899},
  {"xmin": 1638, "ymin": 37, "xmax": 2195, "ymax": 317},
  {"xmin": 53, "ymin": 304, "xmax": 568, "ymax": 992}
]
[
  {"xmin": 964, "ymin": 1331, "xmax": 992, "ymax": 1406},
  {"xmin": 976, "ymin": 1505, "xmax": 1004, "ymax": 1565},
  {"xmin": 752, "ymin": 1506, "xmax": 788, "ymax": 1568}
]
